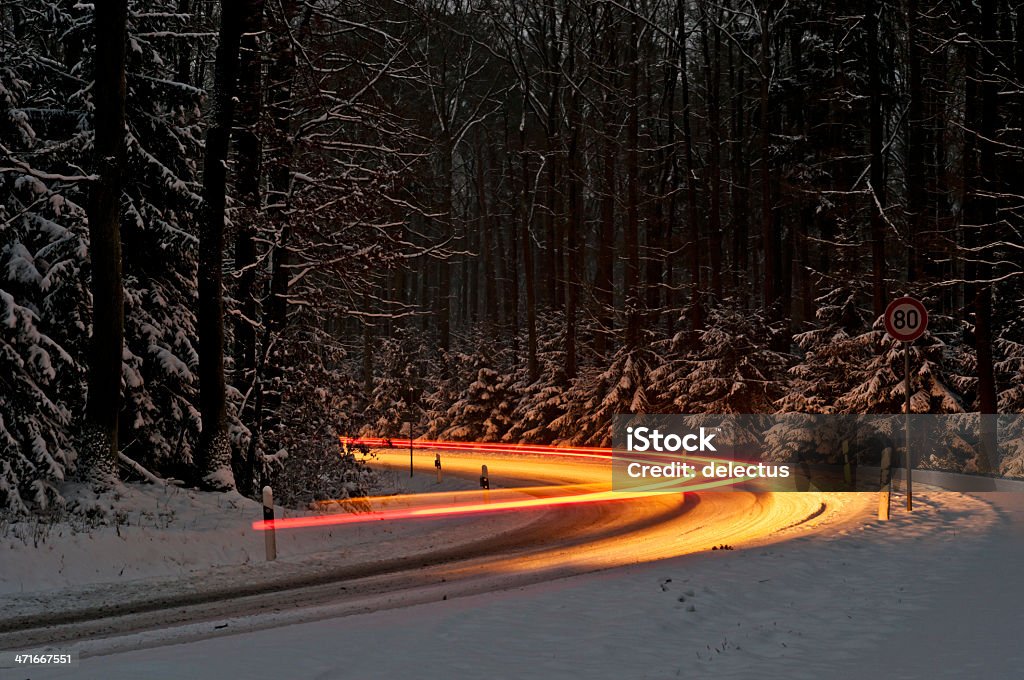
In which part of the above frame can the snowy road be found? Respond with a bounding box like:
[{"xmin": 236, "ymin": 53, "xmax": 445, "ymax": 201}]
[
  {"xmin": 1, "ymin": 448, "xmax": 864, "ymax": 661},
  {"xmin": 24, "ymin": 490, "xmax": 1012, "ymax": 680}
]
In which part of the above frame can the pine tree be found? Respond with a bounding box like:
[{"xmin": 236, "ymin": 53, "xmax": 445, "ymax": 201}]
[
  {"xmin": 652, "ymin": 305, "xmax": 788, "ymax": 414},
  {"xmin": 441, "ymin": 351, "xmax": 517, "ymax": 442},
  {"xmin": 1, "ymin": 4, "xmax": 90, "ymax": 511},
  {"xmin": 553, "ymin": 347, "xmax": 659, "ymax": 447}
]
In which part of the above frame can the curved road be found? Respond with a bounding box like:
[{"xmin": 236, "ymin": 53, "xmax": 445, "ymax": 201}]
[{"xmin": 0, "ymin": 447, "xmax": 871, "ymax": 655}]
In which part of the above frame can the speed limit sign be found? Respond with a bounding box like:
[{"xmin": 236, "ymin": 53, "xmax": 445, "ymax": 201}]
[
  {"xmin": 884, "ymin": 297, "xmax": 928, "ymax": 342},
  {"xmin": 884, "ymin": 296, "xmax": 927, "ymax": 515}
]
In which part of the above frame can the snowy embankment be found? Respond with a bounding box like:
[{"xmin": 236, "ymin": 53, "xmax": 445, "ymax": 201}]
[
  {"xmin": 25, "ymin": 490, "xmax": 1023, "ymax": 680},
  {"xmin": 0, "ymin": 464, "xmax": 526, "ymax": 599}
]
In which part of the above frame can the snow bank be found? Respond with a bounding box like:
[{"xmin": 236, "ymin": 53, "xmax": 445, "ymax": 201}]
[{"xmin": 0, "ymin": 467, "xmax": 516, "ymax": 598}]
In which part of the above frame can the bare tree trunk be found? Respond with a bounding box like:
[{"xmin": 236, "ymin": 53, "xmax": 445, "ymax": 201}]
[
  {"xmin": 230, "ymin": 0, "xmax": 264, "ymax": 493},
  {"xmin": 729, "ymin": 49, "xmax": 749, "ymax": 298},
  {"xmin": 486, "ymin": 136, "xmax": 504, "ymax": 329},
  {"xmin": 759, "ymin": 7, "xmax": 778, "ymax": 318},
  {"xmin": 516, "ymin": 89, "xmax": 540, "ymax": 378},
  {"xmin": 624, "ymin": 14, "xmax": 641, "ymax": 348},
  {"xmin": 700, "ymin": 1, "xmax": 723, "ymax": 301},
  {"xmin": 593, "ymin": 120, "xmax": 616, "ymax": 359},
  {"xmin": 197, "ymin": 0, "xmax": 246, "ymax": 489},
  {"xmin": 362, "ymin": 293, "xmax": 373, "ymax": 394},
  {"xmin": 905, "ymin": 0, "xmax": 924, "ymax": 282},
  {"xmin": 592, "ymin": 16, "xmax": 618, "ymax": 358},
  {"xmin": 679, "ymin": 0, "xmax": 702, "ymax": 341},
  {"xmin": 565, "ymin": 121, "xmax": 580, "ymax": 379},
  {"xmin": 520, "ymin": 125, "xmax": 539, "ymax": 381},
  {"xmin": 499, "ymin": 114, "xmax": 519, "ymax": 337},
  {"xmin": 83, "ymin": 0, "xmax": 128, "ymax": 485},
  {"xmin": 867, "ymin": 3, "xmax": 887, "ymax": 318},
  {"xmin": 439, "ymin": 139, "xmax": 453, "ymax": 352},
  {"xmin": 974, "ymin": 0, "xmax": 999, "ymax": 420},
  {"xmin": 959, "ymin": 0, "xmax": 997, "ymax": 473},
  {"xmin": 244, "ymin": 0, "xmax": 303, "ymax": 480}
]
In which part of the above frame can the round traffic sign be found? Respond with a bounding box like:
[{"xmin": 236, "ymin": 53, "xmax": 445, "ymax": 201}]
[{"xmin": 884, "ymin": 296, "xmax": 928, "ymax": 342}]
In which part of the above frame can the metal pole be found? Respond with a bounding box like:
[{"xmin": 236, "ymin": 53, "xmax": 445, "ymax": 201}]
[
  {"xmin": 409, "ymin": 423, "xmax": 414, "ymax": 478},
  {"xmin": 904, "ymin": 341, "xmax": 912, "ymax": 511}
]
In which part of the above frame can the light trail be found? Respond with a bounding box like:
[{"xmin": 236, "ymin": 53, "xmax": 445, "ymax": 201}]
[
  {"xmin": 341, "ymin": 436, "xmax": 740, "ymax": 467},
  {"xmin": 253, "ymin": 488, "xmax": 655, "ymax": 531},
  {"xmin": 341, "ymin": 436, "xmax": 616, "ymax": 461},
  {"xmin": 254, "ymin": 439, "xmax": 758, "ymax": 532}
]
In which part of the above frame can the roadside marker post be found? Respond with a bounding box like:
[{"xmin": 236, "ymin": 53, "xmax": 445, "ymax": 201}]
[
  {"xmin": 480, "ymin": 464, "xmax": 490, "ymax": 501},
  {"xmin": 842, "ymin": 439, "xmax": 852, "ymax": 488},
  {"xmin": 883, "ymin": 296, "xmax": 928, "ymax": 512},
  {"xmin": 435, "ymin": 453, "xmax": 442, "ymax": 483},
  {"xmin": 262, "ymin": 485, "xmax": 277, "ymax": 561},
  {"xmin": 403, "ymin": 418, "xmax": 414, "ymax": 478},
  {"xmin": 878, "ymin": 447, "xmax": 892, "ymax": 521}
]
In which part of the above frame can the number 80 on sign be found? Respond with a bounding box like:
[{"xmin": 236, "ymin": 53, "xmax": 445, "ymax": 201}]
[{"xmin": 884, "ymin": 296, "xmax": 928, "ymax": 343}]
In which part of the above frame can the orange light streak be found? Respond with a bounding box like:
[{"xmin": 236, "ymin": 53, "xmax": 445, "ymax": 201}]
[
  {"xmin": 254, "ymin": 438, "xmax": 735, "ymax": 532},
  {"xmin": 253, "ymin": 488, "xmax": 655, "ymax": 531},
  {"xmin": 341, "ymin": 436, "xmax": 616, "ymax": 461}
]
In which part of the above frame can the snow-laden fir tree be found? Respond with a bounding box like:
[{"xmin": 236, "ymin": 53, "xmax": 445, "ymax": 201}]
[
  {"xmin": 117, "ymin": 5, "xmax": 217, "ymax": 473},
  {"xmin": 835, "ymin": 312, "xmax": 970, "ymax": 415},
  {"xmin": 440, "ymin": 346, "xmax": 517, "ymax": 442},
  {"xmin": 651, "ymin": 304, "xmax": 789, "ymax": 414},
  {"xmin": 1, "ymin": 6, "xmax": 90, "ymax": 512},
  {"xmin": 504, "ymin": 368, "xmax": 567, "ymax": 444},
  {"xmin": 1, "ymin": 0, "xmax": 242, "ymax": 509},
  {"xmin": 504, "ymin": 313, "xmax": 570, "ymax": 444},
  {"xmin": 417, "ymin": 327, "xmax": 518, "ymax": 442},
  {"xmin": 774, "ymin": 288, "xmax": 976, "ymax": 471},
  {"xmin": 552, "ymin": 346, "xmax": 659, "ymax": 447},
  {"xmin": 360, "ymin": 331, "xmax": 425, "ymax": 439},
  {"xmin": 779, "ymin": 287, "xmax": 974, "ymax": 417}
]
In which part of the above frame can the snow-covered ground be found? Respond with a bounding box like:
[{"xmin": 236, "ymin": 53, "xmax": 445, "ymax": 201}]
[
  {"xmin": 0, "ymin": 464, "xmax": 523, "ymax": 598},
  {"xmin": 15, "ymin": 489, "xmax": 1021, "ymax": 680}
]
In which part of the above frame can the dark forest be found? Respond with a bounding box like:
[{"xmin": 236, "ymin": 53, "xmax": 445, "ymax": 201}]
[{"xmin": 3, "ymin": 0, "xmax": 1023, "ymax": 510}]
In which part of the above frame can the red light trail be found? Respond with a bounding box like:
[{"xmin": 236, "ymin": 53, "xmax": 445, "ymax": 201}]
[
  {"xmin": 340, "ymin": 436, "xmax": 616, "ymax": 461},
  {"xmin": 253, "ymin": 438, "xmax": 748, "ymax": 533},
  {"xmin": 252, "ymin": 486, "xmax": 643, "ymax": 531}
]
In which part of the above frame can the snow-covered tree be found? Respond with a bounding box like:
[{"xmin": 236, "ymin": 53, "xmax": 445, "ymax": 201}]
[
  {"xmin": 995, "ymin": 321, "xmax": 1024, "ymax": 476},
  {"xmin": 360, "ymin": 331, "xmax": 425, "ymax": 439},
  {"xmin": 441, "ymin": 356, "xmax": 517, "ymax": 441},
  {"xmin": 504, "ymin": 370, "xmax": 567, "ymax": 444},
  {"xmin": 834, "ymin": 316, "xmax": 970, "ymax": 415},
  {"xmin": 1, "ymin": 0, "xmax": 237, "ymax": 509},
  {"xmin": 652, "ymin": 305, "xmax": 789, "ymax": 415},
  {"xmin": 115, "ymin": 4, "xmax": 221, "ymax": 478},
  {"xmin": 1, "ymin": 6, "xmax": 90, "ymax": 511},
  {"xmin": 778, "ymin": 287, "xmax": 972, "ymax": 416},
  {"xmin": 553, "ymin": 347, "xmax": 660, "ymax": 447}
]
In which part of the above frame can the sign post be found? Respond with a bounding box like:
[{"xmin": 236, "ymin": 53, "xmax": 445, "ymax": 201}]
[{"xmin": 883, "ymin": 296, "xmax": 928, "ymax": 512}]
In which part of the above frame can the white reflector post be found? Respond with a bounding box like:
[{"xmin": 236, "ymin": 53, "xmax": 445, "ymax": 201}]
[{"xmin": 262, "ymin": 485, "xmax": 277, "ymax": 561}]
